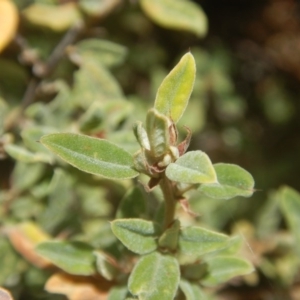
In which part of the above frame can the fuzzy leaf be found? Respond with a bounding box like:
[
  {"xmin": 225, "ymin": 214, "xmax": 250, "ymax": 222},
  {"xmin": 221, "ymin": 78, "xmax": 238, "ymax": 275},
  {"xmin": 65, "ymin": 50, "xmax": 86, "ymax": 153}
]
[
  {"xmin": 128, "ymin": 252, "xmax": 180, "ymax": 300},
  {"xmin": 40, "ymin": 133, "xmax": 139, "ymax": 179},
  {"xmin": 154, "ymin": 53, "xmax": 196, "ymax": 123},
  {"xmin": 179, "ymin": 280, "xmax": 206, "ymax": 300},
  {"xmin": 133, "ymin": 121, "xmax": 150, "ymax": 150},
  {"xmin": 140, "ymin": 0, "xmax": 207, "ymax": 37},
  {"xmin": 199, "ymin": 163, "xmax": 254, "ymax": 199},
  {"xmin": 166, "ymin": 151, "xmax": 217, "ymax": 184},
  {"xmin": 280, "ymin": 186, "xmax": 300, "ymax": 254},
  {"xmin": 35, "ymin": 241, "xmax": 96, "ymax": 275},
  {"xmin": 202, "ymin": 256, "xmax": 254, "ymax": 286},
  {"xmin": 111, "ymin": 219, "xmax": 160, "ymax": 255},
  {"xmin": 146, "ymin": 108, "xmax": 170, "ymax": 157},
  {"xmin": 179, "ymin": 226, "xmax": 228, "ymax": 256}
]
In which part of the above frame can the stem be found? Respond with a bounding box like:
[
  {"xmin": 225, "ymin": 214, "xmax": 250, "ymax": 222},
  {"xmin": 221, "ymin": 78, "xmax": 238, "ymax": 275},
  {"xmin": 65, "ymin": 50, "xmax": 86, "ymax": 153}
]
[
  {"xmin": 160, "ymin": 174, "xmax": 177, "ymax": 230},
  {"xmin": 20, "ymin": 21, "xmax": 84, "ymax": 111}
]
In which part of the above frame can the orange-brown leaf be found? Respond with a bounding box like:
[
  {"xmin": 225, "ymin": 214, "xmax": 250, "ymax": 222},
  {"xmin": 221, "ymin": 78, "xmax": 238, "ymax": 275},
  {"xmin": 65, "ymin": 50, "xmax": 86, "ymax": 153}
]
[
  {"xmin": 0, "ymin": 0, "xmax": 18, "ymax": 53},
  {"xmin": 45, "ymin": 272, "xmax": 112, "ymax": 300}
]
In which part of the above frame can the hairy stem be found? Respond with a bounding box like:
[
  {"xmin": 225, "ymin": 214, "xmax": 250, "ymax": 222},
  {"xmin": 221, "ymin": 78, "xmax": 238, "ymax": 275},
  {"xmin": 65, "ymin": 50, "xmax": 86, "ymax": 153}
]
[{"xmin": 160, "ymin": 174, "xmax": 177, "ymax": 230}]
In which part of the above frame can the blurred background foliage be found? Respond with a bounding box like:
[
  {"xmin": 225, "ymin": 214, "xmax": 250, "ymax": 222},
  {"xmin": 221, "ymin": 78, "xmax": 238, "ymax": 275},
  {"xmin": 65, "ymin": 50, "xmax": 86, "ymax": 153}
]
[{"xmin": 1, "ymin": 0, "xmax": 300, "ymax": 299}]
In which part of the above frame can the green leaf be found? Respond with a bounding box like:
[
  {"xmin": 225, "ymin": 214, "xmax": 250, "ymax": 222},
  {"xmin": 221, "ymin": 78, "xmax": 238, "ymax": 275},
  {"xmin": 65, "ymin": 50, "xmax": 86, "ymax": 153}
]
[
  {"xmin": 128, "ymin": 252, "xmax": 180, "ymax": 300},
  {"xmin": 116, "ymin": 186, "xmax": 147, "ymax": 219},
  {"xmin": 73, "ymin": 39, "xmax": 127, "ymax": 68},
  {"xmin": 199, "ymin": 163, "xmax": 255, "ymax": 200},
  {"xmin": 146, "ymin": 108, "xmax": 170, "ymax": 158},
  {"xmin": 180, "ymin": 280, "xmax": 207, "ymax": 300},
  {"xmin": 35, "ymin": 241, "xmax": 96, "ymax": 275},
  {"xmin": 140, "ymin": 0, "xmax": 207, "ymax": 37},
  {"xmin": 111, "ymin": 219, "xmax": 160, "ymax": 255},
  {"xmin": 4, "ymin": 144, "xmax": 50, "ymax": 163},
  {"xmin": 108, "ymin": 286, "xmax": 128, "ymax": 300},
  {"xmin": 202, "ymin": 256, "xmax": 254, "ymax": 286},
  {"xmin": 72, "ymin": 60, "xmax": 123, "ymax": 108},
  {"xmin": 179, "ymin": 226, "xmax": 228, "ymax": 256},
  {"xmin": 280, "ymin": 186, "xmax": 300, "ymax": 254},
  {"xmin": 12, "ymin": 162, "xmax": 45, "ymax": 192},
  {"xmin": 40, "ymin": 133, "xmax": 139, "ymax": 179},
  {"xmin": 133, "ymin": 121, "xmax": 150, "ymax": 150},
  {"xmin": 166, "ymin": 151, "xmax": 217, "ymax": 184},
  {"xmin": 211, "ymin": 236, "xmax": 243, "ymax": 256},
  {"xmin": 0, "ymin": 236, "xmax": 24, "ymax": 286},
  {"xmin": 21, "ymin": 126, "xmax": 56, "ymax": 154},
  {"xmin": 79, "ymin": 0, "xmax": 121, "ymax": 17},
  {"xmin": 23, "ymin": 3, "xmax": 81, "ymax": 31},
  {"xmin": 94, "ymin": 251, "xmax": 118, "ymax": 281},
  {"xmin": 158, "ymin": 219, "xmax": 180, "ymax": 252},
  {"xmin": 38, "ymin": 169, "xmax": 74, "ymax": 233},
  {"xmin": 79, "ymin": 100, "xmax": 133, "ymax": 133},
  {"xmin": 181, "ymin": 262, "xmax": 207, "ymax": 281},
  {"xmin": 154, "ymin": 53, "xmax": 196, "ymax": 123}
]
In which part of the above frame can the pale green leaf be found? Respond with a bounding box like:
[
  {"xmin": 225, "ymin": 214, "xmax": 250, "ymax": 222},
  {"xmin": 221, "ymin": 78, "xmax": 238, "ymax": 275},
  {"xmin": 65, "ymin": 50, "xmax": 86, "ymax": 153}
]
[
  {"xmin": 146, "ymin": 108, "xmax": 170, "ymax": 157},
  {"xmin": 111, "ymin": 219, "xmax": 160, "ymax": 254},
  {"xmin": 79, "ymin": 0, "xmax": 121, "ymax": 17},
  {"xmin": 23, "ymin": 3, "xmax": 81, "ymax": 31},
  {"xmin": 4, "ymin": 144, "xmax": 50, "ymax": 163},
  {"xmin": 38, "ymin": 169, "xmax": 74, "ymax": 233},
  {"xmin": 108, "ymin": 286, "xmax": 128, "ymax": 300},
  {"xmin": 280, "ymin": 186, "xmax": 300, "ymax": 254},
  {"xmin": 40, "ymin": 133, "xmax": 139, "ymax": 179},
  {"xmin": 21, "ymin": 126, "xmax": 56, "ymax": 154},
  {"xmin": 94, "ymin": 251, "xmax": 118, "ymax": 281},
  {"xmin": 166, "ymin": 151, "xmax": 217, "ymax": 184},
  {"xmin": 180, "ymin": 279, "xmax": 206, "ymax": 300},
  {"xmin": 35, "ymin": 241, "xmax": 96, "ymax": 275},
  {"xmin": 202, "ymin": 256, "xmax": 254, "ymax": 286},
  {"xmin": 79, "ymin": 100, "xmax": 132, "ymax": 133},
  {"xmin": 133, "ymin": 121, "xmax": 150, "ymax": 150},
  {"xmin": 73, "ymin": 39, "xmax": 127, "ymax": 68},
  {"xmin": 0, "ymin": 236, "xmax": 24, "ymax": 286},
  {"xmin": 199, "ymin": 163, "xmax": 254, "ymax": 199},
  {"xmin": 12, "ymin": 162, "xmax": 45, "ymax": 192},
  {"xmin": 179, "ymin": 226, "xmax": 228, "ymax": 256},
  {"xmin": 140, "ymin": 0, "xmax": 207, "ymax": 37},
  {"xmin": 154, "ymin": 53, "xmax": 196, "ymax": 123},
  {"xmin": 210, "ymin": 235, "xmax": 243, "ymax": 256},
  {"xmin": 72, "ymin": 60, "xmax": 123, "ymax": 108},
  {"xmin": 128, "ymin": 252, "xmax": 180, "ymax": 300}
]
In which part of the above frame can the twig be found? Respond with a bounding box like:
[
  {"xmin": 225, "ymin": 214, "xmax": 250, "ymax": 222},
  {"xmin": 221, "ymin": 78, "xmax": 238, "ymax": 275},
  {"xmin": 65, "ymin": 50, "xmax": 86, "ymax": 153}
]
[{"xmin": 20, "ymin": 21, "xmax": 85, "ymax": 111}]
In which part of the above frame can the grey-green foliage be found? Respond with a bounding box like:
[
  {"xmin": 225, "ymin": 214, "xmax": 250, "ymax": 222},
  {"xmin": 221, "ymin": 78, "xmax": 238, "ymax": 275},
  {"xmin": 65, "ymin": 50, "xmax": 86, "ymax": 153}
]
[
  {"xmin": 38, "ymin": 52, "xmax": 255, "ymax": 299},
  {"xmin": 0, "ymin": 1, "xmax": 261, "ymax": 298}
]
